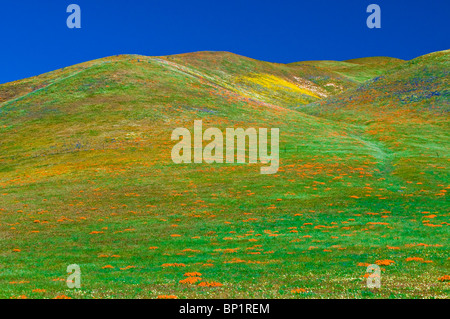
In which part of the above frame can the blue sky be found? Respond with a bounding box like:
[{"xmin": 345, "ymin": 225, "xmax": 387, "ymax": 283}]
[{"xmin": 0, "ymin": 0, "xmax": 448, "ymax": 84}]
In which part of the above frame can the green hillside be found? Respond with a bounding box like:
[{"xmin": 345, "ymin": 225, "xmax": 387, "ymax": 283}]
[
  {"xmin": 295, "ymin": 56, "xmax": 405, "ymax": 83},
  {"xmin": 0, "ymin": 51, "xmax": 448, "ymax": 299},
  {"xmin": 300, "ymin": 50, "xmax": 449, "ymax": 117}
]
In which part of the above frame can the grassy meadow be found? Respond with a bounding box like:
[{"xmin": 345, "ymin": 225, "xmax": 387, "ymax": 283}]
[{"xmin": 0, "ymin": 50, "xmax": 448, "ymax": 299}]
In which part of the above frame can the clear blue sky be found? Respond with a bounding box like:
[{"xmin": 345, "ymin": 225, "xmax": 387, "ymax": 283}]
[{"xmin": 0, "ymin": 0, "xmax": 448, "ymax": 84}]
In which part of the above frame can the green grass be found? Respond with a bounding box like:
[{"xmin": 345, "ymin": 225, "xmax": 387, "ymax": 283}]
[
  {"xmin": 0, "ymin": 51, "xmax": 448, "ymax": 299},
  {"xmin": 295, "ymin": 56, "xmax": 405, "ymax": 83}
]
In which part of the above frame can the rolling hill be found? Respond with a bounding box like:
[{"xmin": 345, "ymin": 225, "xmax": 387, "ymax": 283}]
[
  {"xmin": 292, "ymin": 56, "xmax": 405, "ymax": 83},
  {"xmin": 0, "ymin": 50, "xmax": 448, "ymax": 299},
  {"xmin": 299, "ymin": 49, "xmax": 449, "ymax": 118}
]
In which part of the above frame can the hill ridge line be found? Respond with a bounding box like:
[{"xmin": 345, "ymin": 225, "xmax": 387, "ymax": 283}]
[
  {"xmin": 0, "ymin": 60, "xmax": 115, "ymax": 109},
  {"xmin": 150, "ymin": 57, "xmax": 289, "ymax": 112}
]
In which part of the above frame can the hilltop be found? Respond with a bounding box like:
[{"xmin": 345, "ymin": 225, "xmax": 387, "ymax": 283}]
[
  {"xmin": 0, "ymin": 51, "xmax": 403, "ymax": 110},
  {"xmin": 295, "ymin": 56, "xmax": 405, "ymax": 83},
  {"xmin": 299, "ymin": 49, "xmax": 449, "ymax": 119}
]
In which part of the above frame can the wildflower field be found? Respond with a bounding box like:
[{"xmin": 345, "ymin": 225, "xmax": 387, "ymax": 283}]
[{"xmin": 0, "ymin": 50, "xmax": 448, "ymax": 299}]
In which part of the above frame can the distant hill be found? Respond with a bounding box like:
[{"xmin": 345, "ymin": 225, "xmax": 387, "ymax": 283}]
[
  {"xmin": 161, "ymin": 51, "xmax": 360, "ymax": 104},
  {"xmin": 0, "ymin": 51, "xmax": 377, "ymax": 114},
  {"xmin": 297, "ymin": 49, "xmax": 449, "ymax": 185},
  {"xmin": 299, "ymin": 49, "xmax": 449, "ymax": 120},
  {"xmin": 293, "ymin": 57, "xmax": 405, "ymax": 83},
  {"xmin": 0, "ymin": 52, "xmax": 355, "ymax": 163}
]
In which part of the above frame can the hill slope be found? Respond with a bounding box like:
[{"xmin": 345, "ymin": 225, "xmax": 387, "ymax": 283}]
[
  {"xmin": 291, "ymin": 56, "xmax": 405, "ymax": 83},
  {"xmin": 299, "ymin": 50, "xmax": 449, "ymax": 118},
  {"xmin": 298, "ymin": 49, "xmax": 449, "ymax": 226},
  {"xmin": 0, "ymin": 51, "xmax": 448, "ymax": 299}
]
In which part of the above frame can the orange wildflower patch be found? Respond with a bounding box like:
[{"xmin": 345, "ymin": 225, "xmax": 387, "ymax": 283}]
[
  {"xmin": 438, "ymin": 275, "xmax": 450, "ymax": 282},
  {"xmin": 32, "ymin": 289, "xmax": 46, "ymax": 293},
  {"xmin": 184, "ymin": 272, "xmax": 202, "ymax": 277},
  {"xmin": 157, "ymin": 295, "xmax": 178, "ymax": 299},
  {"xmin": 291, "ymin": 288, "xmax": 306, "ymax": 293},
  {"xmin": 362, "ymin": 272, "xmax": 381, "ymax": 278},
  {"xmin": 406, "ymin": 257, "xmax": 423, "ymax": 262},
  {"xmin": 375, "ymin": 259, "xmax": 395, "ymax": 266},
  {"xmin": 423, "ymin": 223, "xmax": 442, "ymax": 227},
  {"xmin": 102, "ymin": 265, "xmax": 114, "ymax": 269},
  {"xmin": 120, "ymin": 266, "xmax": 137, "ymax": 270},
  {"xmin": 179, "ymin": 277, "xmax": 202, "ymax": 284},
  {"xmin": 357, "ymin": 262, "xmax": 370, "ymax": 267}
]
